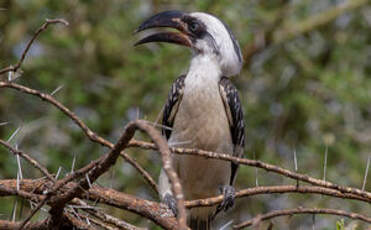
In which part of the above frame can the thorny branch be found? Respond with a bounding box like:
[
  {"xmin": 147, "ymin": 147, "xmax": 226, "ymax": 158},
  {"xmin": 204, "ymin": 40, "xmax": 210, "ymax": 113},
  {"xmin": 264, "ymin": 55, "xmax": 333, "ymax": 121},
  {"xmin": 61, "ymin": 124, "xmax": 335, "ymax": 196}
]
[
  {"xmin": 2, "ymin": 78, "xmax": 370, "ymax": 227},
  {"xmin": 0, "ymin": 81, "xmax": 158, "ymax": 194},
  {"xmin": 233, "ymin": 207, "xmax": 371, "ymax": 229},
  {"xmin": 1, "ymin": 179, "xmax": 370, "ymax": 229},
  {"xmin": 0, "ymin": 19, "xmax": 69, "ymax": 76},
  {"xmin": 128, "ymin": 140, "xmax": 371, "ymax": 201},
  {"xmin": 1, "ymin": 8, "xmax": 370, "ymax": 229}
]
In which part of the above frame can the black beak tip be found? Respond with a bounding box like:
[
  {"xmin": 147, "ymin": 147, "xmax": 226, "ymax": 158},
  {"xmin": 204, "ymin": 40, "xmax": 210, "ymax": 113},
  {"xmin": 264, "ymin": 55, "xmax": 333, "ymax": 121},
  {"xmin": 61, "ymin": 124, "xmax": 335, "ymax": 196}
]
[
  {"xmin": 134, "ymin": 26, "xmax": 144, "ymax": 34},
  {"xmin": 133, "ymin": 40, "xmax": 142, "ymax": 47}
]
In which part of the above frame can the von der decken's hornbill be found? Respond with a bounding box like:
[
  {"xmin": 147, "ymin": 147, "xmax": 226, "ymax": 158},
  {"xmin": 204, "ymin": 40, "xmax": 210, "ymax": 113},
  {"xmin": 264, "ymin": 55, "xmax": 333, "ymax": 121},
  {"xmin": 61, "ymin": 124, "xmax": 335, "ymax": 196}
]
[{"xmin": 135, "ymin": 11, "xmax": 245, "ymax": 230}]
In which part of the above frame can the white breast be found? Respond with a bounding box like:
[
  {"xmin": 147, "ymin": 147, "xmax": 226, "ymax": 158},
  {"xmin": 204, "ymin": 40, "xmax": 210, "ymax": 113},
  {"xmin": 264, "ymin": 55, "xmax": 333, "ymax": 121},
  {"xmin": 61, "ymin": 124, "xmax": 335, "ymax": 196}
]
[{"xmin": 168, "ymin": 55, "xmax": 233, "ymax": 200}]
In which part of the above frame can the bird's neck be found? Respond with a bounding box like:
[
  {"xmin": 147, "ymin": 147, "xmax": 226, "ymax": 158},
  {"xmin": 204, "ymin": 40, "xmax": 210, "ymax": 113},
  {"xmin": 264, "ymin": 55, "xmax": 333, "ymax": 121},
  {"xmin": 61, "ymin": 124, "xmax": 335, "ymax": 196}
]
[{"xmin": 187, "ymin": 54, "xmax": 222, "ymax": 84}]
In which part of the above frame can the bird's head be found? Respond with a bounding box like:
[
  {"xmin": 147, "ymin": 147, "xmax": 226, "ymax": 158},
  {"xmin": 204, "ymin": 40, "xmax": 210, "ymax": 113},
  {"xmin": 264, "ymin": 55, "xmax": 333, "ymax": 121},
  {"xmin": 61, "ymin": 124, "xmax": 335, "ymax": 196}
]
[{"xmin": 135, "ymin": 11, "xmax": 243, "ymax": 77}]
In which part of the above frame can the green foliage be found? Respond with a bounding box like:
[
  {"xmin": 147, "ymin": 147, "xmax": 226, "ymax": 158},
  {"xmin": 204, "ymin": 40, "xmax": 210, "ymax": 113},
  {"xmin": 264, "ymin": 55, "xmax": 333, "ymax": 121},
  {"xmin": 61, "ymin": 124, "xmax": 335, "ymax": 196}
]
[
  {"xmin": 336, "ymin": 219, "xmax": 345, "ymax": 230},
  {"xmin": 0, "ymin": 0, "xmax": 370, "ymax": 228}
]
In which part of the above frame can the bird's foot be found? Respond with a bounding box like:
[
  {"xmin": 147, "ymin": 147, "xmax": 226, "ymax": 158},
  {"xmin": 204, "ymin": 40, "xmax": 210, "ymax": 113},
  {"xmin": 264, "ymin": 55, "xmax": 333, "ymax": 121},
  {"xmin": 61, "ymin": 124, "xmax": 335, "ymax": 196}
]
[
  {"xmin": 215, "ymin": 185, "xmax": 236, "ymax": 216},
  {"xmin": 163, "ymin": 193, "xmax": 177, "ymax": 217}
]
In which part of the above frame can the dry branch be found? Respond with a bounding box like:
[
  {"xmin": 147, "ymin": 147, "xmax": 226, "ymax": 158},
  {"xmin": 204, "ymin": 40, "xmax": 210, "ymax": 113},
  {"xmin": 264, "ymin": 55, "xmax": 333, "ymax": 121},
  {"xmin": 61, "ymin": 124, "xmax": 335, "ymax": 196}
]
[
  {"xmin": 128, "ymin": 140, "xmax": 371, "ymax": 201},
  {"xmin": 0, "ymin": 179, "xmax": 178, "ymax": 229},
  {"xmin": 0, "ymin": 80, "xmax": 158, "ymax": 194},
  {"xmin": 2, "ymin": 178, "xmax": 370, "ymax": 230},
  {"xmin": 0, "ymin": 12, "xmax": 370, "ymax": 230},
  {"xmin": 185, "ymin": 185, "xmax": 369, "ymax": 208},
  {"xmin": 233, "ymin": 207, "xmax": 371, "ymax": 229},
  {"xmin": 0, "ymin": 220, "xmax": 47, "ymax": 230},
  {"xmin": 0, "ymin": 19, "xmax": 68, "ymax": 76},
  {"xmin": 0, "ymin": 140, "xmax": 55, "ymax": 182}
]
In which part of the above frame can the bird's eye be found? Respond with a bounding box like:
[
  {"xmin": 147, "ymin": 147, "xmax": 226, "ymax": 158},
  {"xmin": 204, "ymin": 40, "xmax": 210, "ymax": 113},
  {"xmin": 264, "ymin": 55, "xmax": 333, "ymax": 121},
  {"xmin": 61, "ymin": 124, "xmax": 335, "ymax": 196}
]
[{"xmin": 189, "ymin": 22, "xmax": 199, "ymax": 32}]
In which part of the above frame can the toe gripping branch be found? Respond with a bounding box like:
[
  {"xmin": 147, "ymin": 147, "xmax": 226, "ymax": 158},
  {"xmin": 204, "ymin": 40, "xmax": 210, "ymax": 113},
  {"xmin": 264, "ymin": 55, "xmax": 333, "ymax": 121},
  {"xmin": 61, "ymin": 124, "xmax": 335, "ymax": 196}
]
[
  {"xmin": 214, "ymin": 185, "xmax": 236, "ymax": 218},
  {"xmin": 164, "ymin": 193, "xmax": 178, "ymax": 217}
]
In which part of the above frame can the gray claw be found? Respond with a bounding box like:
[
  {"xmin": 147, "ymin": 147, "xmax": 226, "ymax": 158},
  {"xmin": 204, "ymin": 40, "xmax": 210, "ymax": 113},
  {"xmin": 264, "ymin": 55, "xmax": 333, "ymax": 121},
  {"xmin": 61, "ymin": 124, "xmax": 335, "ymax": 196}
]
[
  {"xmin": 214, "ymin": 185, "xmax": 236, "ymax": 217},
  {"xmin": 163, "ymin": 193, "xmax": 177, "ymax": 216}
]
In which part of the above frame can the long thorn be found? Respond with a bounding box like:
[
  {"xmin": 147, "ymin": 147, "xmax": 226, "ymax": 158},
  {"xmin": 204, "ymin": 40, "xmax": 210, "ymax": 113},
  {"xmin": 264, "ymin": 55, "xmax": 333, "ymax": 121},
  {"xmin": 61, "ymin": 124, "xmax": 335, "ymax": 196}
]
[
  {"xmin": 0, "ymin": 121, "xmax": 9, "ymax": 126},
  {"xmin": 293, "ymin": 148, "xmax": 299, "ymax": 187},
  {"xmin": 8, "ymin": 69, "xmax": 13, "ymax": 81},
  {"xmin": 71, "ymin": 152, "xmax": 76, "ymax": 173},
  {"xmin": 253, "ymin": 152, "xmax": 259, "ymax": 187},
  {"xmin": 362, "ymin": 156, "xmax": 370, "ymax": 191},
  {"xmin": 50, "ymin": 85, "xmax": 64, "ymax": 96},
  {"xmin": 293, "ymin": 148, "xmax": 298, "ymax": 172},
  {"xmin": 312, "ymin": 214, "xmax": 316, "ymax": 230},
  {"xmin": 11, "ymin": 199, "xmax": 17, "ymax": 222},
  {"xmin": 144, "ymin": 120, "xmax": 173, "ymax": 131},
  {"xmin": 86, "ymin": 174, "xmax": 92, "ymax": 188},
  {"xmin": 16, "ymin": 153, "xmax": 23, "ymax": 180},
  {"xmin": 16, "ymin": 172, "xmax": 20, "ymax": 191},
  {"xmin": 7, "ymin": 126, "xmax": 21, "ymax": 142},
  {"xmin": 323, "ymin": 145, "xmax": 328, "ymax": 181},
  {"xmin": 55, "ymin": 166, "xmax": 62, "ymax": 179},
  {"xmin": 168, "ymin": 140, "xmax": 192, "ymax": 147}
]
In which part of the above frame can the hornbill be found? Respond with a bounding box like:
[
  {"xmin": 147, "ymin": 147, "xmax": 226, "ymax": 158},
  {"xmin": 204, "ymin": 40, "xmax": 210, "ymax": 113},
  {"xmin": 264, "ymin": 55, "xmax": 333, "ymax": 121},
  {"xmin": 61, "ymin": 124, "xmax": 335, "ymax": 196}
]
[{"xmin": 135, "ymin": 11, "xmax": 245, "ymax": 230}]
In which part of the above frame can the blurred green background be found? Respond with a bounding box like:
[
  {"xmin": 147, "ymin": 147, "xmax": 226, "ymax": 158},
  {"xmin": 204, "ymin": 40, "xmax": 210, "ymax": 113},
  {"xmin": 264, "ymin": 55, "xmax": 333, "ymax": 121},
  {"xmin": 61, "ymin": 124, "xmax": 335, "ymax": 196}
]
[{"xmin": 0, "ymin": 0, "xmax": 370, "ymax": 229}]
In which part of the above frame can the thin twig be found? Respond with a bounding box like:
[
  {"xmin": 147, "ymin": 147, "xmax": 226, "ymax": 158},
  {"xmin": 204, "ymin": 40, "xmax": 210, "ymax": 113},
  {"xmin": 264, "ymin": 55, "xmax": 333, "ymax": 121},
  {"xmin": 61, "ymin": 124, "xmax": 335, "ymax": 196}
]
[
  {"xmin": 0, "ymin": 178, "xmax": 178, "ymax": 230},
  {"xmin": 135, "ymin": 121, "xmax": 187, "ymax": 230},
  {"xmin": 362, "ymin": 156, "xmax": 370, "ymax": 191},
  {"xmin": 0, "ymin": 19, "xmax": 69, "ymax": 75},
  {"xmin": 323, "ymin": 145, "xmax": 328, "ymax": 181},
  {"xmin": 7, "ymin": 126, "xmax": 21, "ymax": 143},
  {"xmin": 2, "ymin": 178, "xmax": 370, "ymax": 230},
  {"xmin": 50, "ymin": 85, "xmax": 64, "ymax": 96},
  {"xmin": 0, "ymin": 121, "xmax": 9, "ymax": 126},
  {"xmin": 0, "ymin": 80, "xmax": 158, "ymax": 194},
  {"xmin": 233, "ymin": 207, "xmax": 371, "ymax": 229},
  {"xmin": 128, "ymin": 140, "xmax": 371, "ymax": 200},
  {"xmin": 0, "ymin": 140, "xmax": 55, "ymax": 181},
  {"xmin": 185, "ymin": 185, "xmax": 369, "ymax": 208}
]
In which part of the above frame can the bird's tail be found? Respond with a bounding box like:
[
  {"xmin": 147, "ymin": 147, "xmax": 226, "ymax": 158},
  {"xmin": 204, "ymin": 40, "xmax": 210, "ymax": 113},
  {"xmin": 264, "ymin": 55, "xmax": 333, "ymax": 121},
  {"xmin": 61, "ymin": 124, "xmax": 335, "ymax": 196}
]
[{"xmin": 188, "ymin": 207, "xmax": 213, "ymax": 230}]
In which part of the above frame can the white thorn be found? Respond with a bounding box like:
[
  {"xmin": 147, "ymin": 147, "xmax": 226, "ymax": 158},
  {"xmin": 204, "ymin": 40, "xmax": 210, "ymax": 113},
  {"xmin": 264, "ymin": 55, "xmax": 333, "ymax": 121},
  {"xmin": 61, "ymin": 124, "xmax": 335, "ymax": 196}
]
[
  {"xmin": 136, "ymin": 107, "xmax": 140, "ymax": 120},
  {"xmin": 312, "ymin": 214, "xmax": 316, "ymax": 230},
  {"xmin": 16, "ymin": 154, "xmax": 23, "ymax": 180},
  {"xmin": 253, "ymin": 152, "xmax": 259, "ymax": 187},
  {"xmin": 11, "ymin": 199, "xmax": 17, "ymax": 222},
  {"xmin": 71, "ymin": 152, "xmax": 76, "ymax": 173},
  {"xmin": 168, "ymin": 140, "xmax": 192, "ymax": 147},
  {"xmin": 16, "ymin": 172, "xmax": 20, "ymax": 191},
  {"xmin": 154, "ymin": 105, "xmax": 165, "ymax": 127},
  {"xmin": 55, "ymin": 166, "xmax": 62, "ymax": 179},
  {"xmin": 0, "ymin": 122, "xmax": 9, "ymax": 126},
  {"xmin": 86, "ymin": 174, "xmax": 92, "ymax": 188},
  {"xmin": 293, "ymin": 148, "xmax": 298, "ymax": 172},
  {"xmin": 8, "ymin": 69, "xmax": 13, "ymax": 81},
  {"xmin": 7, "ymin": 126, "xmax": 21, "ymax": 143},
  {"xmin": 29, "ymin": 201, "xmax": 35, "ymax": 209},
  {"xmin": 362, "ymin": 156, "xmax": 370, "ymax": 191},
  {"xmin": 50, "ymin": 85, "xmax": 64, "ymax": 96},
  {"xmin": 220, "ymin": 220, "xmax": 234, "ymax": 230},
  {"xmin": 69, "ymin": 207, "xmax": 82, "ymax": 221},
  {"xmin": 323, "ymin": 145, "xmax": 328, "ymax": 181},
  {"xmin": 144, "ymin": 120, "xmax": 173, "ymax": 131}
]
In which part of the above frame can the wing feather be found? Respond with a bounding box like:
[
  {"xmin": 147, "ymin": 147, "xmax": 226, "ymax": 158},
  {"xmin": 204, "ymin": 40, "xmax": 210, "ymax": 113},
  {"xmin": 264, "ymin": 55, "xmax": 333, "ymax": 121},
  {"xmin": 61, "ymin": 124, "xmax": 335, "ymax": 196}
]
[
  {"xmin": 219, "ymin": 77, "xmax": 245, "ymax": 185},
  {"xmin": 162, "ymin": 75, "xmax": 186, "ymax": 139}
]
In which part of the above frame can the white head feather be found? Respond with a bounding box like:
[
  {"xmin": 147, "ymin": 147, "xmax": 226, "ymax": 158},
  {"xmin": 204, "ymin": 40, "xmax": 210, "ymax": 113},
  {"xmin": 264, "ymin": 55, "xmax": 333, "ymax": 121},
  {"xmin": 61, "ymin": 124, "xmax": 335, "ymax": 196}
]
[{"xmin": 189, "ymin": 12, "xmax": 243, "ymax": 77}]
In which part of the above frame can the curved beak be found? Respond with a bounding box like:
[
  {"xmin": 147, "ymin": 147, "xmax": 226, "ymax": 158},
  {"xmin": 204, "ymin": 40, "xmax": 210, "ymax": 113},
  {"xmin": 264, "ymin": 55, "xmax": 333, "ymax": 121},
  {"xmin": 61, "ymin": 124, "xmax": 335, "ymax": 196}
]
[{"xmin": 134, "ymin": 10, "xmax": 192, "ymax": 47}]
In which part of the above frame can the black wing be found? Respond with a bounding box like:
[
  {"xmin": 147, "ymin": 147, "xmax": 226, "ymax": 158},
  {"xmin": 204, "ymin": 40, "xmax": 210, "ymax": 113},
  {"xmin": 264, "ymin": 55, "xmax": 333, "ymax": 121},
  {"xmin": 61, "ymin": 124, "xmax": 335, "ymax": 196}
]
[
  {"xmin": 219, "ymin": 77, "xmax": 245, "ymax": 185},
  {"xmin": 162, "ymin": 75, "xmax": 186, "ymax": 139}
]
